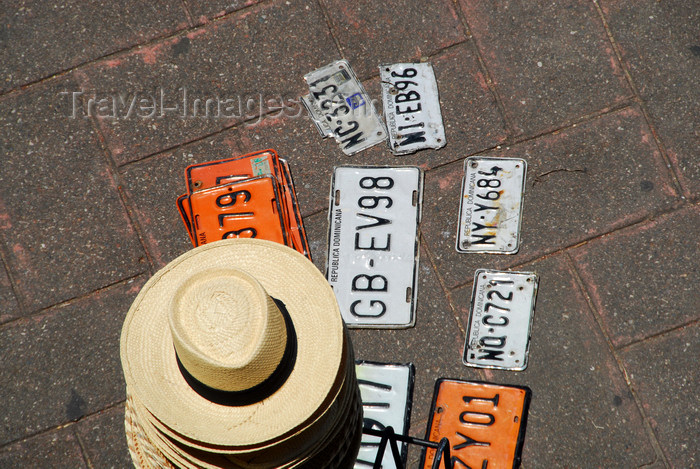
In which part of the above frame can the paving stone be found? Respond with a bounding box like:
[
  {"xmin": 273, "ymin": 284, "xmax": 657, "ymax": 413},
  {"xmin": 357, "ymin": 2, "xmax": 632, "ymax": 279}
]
[
  {"xmin": 120, "ymin": 130, "xmax": 242, "ymax": 269},
  {"xmin": 449, "ymin": 254, "xmax": 656, "ymax": 468},
  {"xmin": 459, "ymin": 0, "xmax": 631, "ymax": 137},
  {"xmin": 238, "ymin": 43, "xmax": 506, "ymax": 218},
  {"xmin": 348, "ymin": 247, "xmax": 480, "ymax": 466},
  {"xmin": 0, "ymin": 276, "xmax": 145, "ymax": 445},
  {"xmin": 0, "ymin": 260, "xmax": 19, "ymax": 324},
  {"xmin": 187, "ymin": 0, "xmax": 262, "ymax": 23},
  {"xmin": 322, "ymin": 0, "xmax": 466, "ymax": 79},
  {"xmin": 420, "ymin": 106, "xmax": 678, "ymax": 289},
  {"xmin": 571, "ymin": 205, "xmax": 700, "ymax": 348},
  {"xmin": 0, "ymin": 0, "xmax": 188, "ymax": 93},
  {"xmin": 0, "ymin": 427, "xmax": 86, "ymax": 468},
  {"xmin": 601, "ymin": 0, "xmax": 700, "ymax": 198},
  {"xmin": 0, "ymin": 78, "xmax": 147, "ymax": 313},
  {"xmin": 75, "ymin": 0, "xmax": 339, "ymax": 165},
  {"xmin": 75, "ymin": 405, "xmax": 132, "ymax": 469},
  {"xmin": 619, "ymin": 323, "xmax": 700, "ymax": 468}
]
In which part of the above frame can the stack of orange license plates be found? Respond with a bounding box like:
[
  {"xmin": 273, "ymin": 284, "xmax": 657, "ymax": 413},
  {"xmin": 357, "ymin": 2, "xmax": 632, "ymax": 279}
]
[{"xmin": 176, "ymin": 149, "xmax": 311, "ymax": 260}]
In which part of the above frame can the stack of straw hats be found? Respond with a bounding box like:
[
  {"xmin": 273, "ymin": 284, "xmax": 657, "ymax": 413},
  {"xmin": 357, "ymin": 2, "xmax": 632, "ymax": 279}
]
[{"xmin": 120, "ymin": 239, "xmax": 363, "ymax": 468}]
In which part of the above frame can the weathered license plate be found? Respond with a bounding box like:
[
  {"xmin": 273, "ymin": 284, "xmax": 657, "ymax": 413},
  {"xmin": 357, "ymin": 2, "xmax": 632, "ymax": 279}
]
[
  {"xmin": 463, "ymin": 269, "xmax": 538, "ymax": 371},
  {"xmin": 327, "ymin": 166, "xmax": 422, "ymax": 328},
  {"xmin": 188, "ymin": 176, "xmax": 288, "ymax": 246},
  {"xmin": 380, "ymin": 63, "xmax": 445, "ymax": 155},
  {"xmin": 422, "ymin": 379, "xmax": 531, "ymax": 469},
  {"xmin": 456, "ymin": 157, "xmax": 527, "ymax": 254},
  {"xmin": 355, "ymin": 361, "xmax": 414, "ymax": 469},
  {"xmin": 303, "ymin": 60, "xmax": 386, "ymax": 155},
  {"xmin": 178, "ymin": 150, "xmax": 311, "ymax": 259}
]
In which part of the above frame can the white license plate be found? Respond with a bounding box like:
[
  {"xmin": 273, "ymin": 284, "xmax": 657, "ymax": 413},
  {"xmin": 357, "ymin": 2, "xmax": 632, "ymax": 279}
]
[
  {"xmin": 380, "ymin": 63, "xmax": 446, "ymax": 155},
  {"xmin": 355, "ymin": 361, "xmax": 414, "ymax": 469},
  {"xmin": 456, "ymin": 157, "xmax": 527, "ymax": 254},
  {"xmin": 327, "ymin": 166, "xmax": 422, "ymax": 328},
  {"xmin": 303, "ymin": 60, "xmax": 387, "ymax": 155},
  {"xmin": 463, "ymin": 269, "xmax": 538, "ymax": 371}
]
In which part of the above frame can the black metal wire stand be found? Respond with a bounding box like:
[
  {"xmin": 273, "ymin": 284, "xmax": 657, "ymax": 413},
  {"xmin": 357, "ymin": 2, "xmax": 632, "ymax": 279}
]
[{"xmin": 362, "ymin": 426, "xmax": 453, "ymax": 469}]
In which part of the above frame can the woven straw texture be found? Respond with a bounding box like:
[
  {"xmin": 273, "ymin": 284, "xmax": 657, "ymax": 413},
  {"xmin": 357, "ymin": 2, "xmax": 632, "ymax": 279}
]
[
  {"xmin": 124, "ymin": 340, "xmax": 362, "ymax": 468},
  {"xmin": 121, "ymin": 239, "xmax": 362, "ymax": 468},
  {"xmin": 121, "ymin": 239, "xmax": 344, "ymax": 447}
]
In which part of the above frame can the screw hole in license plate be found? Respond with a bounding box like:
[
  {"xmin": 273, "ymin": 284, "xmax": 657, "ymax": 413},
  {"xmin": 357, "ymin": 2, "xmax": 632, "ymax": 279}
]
[{"xmin": 334, "ymin": 189, "xmax": 340, "ymax": 206}]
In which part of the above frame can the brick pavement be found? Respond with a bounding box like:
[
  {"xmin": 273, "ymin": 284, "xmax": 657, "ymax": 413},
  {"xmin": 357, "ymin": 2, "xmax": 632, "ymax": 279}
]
[{"xmin": 0, "ymin": 1, "xmax": 697, "ymax": 467}]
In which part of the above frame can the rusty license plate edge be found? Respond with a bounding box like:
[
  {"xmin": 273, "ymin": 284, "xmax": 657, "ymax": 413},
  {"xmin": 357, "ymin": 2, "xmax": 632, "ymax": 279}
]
[{"xmin": 185, "ymin": 149, "xmax": 281, "ymax": 194}]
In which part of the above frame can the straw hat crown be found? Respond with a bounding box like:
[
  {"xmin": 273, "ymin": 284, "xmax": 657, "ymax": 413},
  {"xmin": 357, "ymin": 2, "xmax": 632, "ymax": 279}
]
[{"xmin": 169, "ymin": 269, "xmax": 288, "ymax": 392}]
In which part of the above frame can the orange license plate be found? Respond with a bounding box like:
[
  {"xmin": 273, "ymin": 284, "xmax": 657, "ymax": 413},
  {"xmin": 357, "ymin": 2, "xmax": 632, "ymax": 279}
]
[
  {"xmin": 188, "ymin": 176, "xmax": 287, "ymax": 246},
  {"xmin": 422, "ymin": 379, "xmax": 530, "ymax": 469},
  {"xmin": 177, "ymin": 150, "xmax": 311, "ymax": 259},
  {"xmin": 186, "ymin": 149, "xmax": 280, "ymax": 193}
]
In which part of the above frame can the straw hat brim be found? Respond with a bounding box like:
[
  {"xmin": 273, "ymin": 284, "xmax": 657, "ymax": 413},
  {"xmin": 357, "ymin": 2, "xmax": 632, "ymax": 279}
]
[{"xmin": 120, "ymin": 239, "xmax": 344, "ymax": 447}]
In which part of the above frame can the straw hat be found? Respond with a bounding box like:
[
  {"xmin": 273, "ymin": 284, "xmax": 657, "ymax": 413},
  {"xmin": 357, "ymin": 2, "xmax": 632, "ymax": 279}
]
[{"xmin": 120, "ymin": 239, "xmax": 362, "ymax": 468}]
